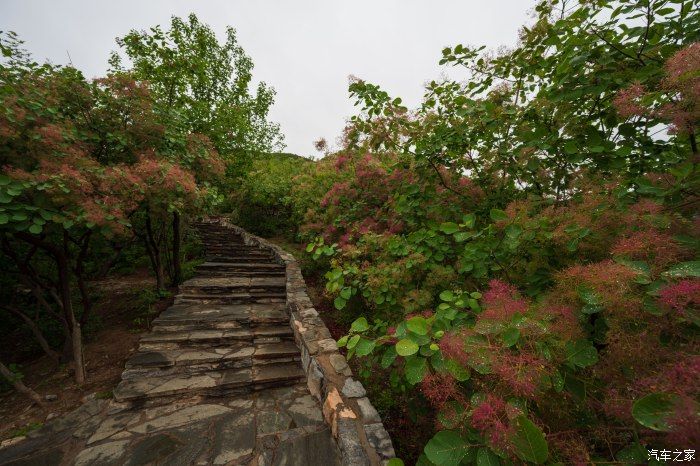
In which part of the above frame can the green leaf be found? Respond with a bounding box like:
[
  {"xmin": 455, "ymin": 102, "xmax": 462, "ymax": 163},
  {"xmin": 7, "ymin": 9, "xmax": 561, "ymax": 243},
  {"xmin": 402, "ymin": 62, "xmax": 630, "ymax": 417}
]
[
  {"xmin": 305, "ymin": 243, "xmax": 314, "ymax": 252},
  {"xmin": 445, "ymin": 359, "xmax": 470, "ymax": 381},
  {"xmin": 407, "ymin": 316, "xmax": 428, "ymax": 335},
  {"xmin": 632, "ymin": 393, "xmax": 681, "ymax": 431},
  {"xmin": 355, "ymin": 338, "xmax": 376, "ymax": 357},
  {"xmin": 424, "ymin": 430, "xmax": 472, "ymax": 466},
  {"xmin": 615, "ymin": 443, "xmax": 648, "ymax": 463},
  {"xmin": 347, "ymin": 334, "xmax": 360, "ymax": 350},
  {"xmin": 0, "ymin": 213, "xmax": 9, "ymax": 225},
  {"xmin": 28, "ymin": 223, "xmax": 42, "ymax": 234},
  {"xmin": 340, "ymin": 287, "xmax": 352, "ymax": 300},
  {"xmin": 404, "ymin": 356, "xmax": 427, "ymax": 384},
  {"xmin": 500, "ymin": 327, "xmax": 520, "ymax": 347},
  {"xmin": 511, "ymin": 416, "xmax": 549, "ymax": 464},
  {"xmin": 396, "ymin": 339, "xmax": 419, "ymax": 356},
  {"xmin": 336, "ymin": 335, "xmax": 348, "ymax": 347},
  {"xmin": 386, "ymin": 459, "xmax": 405, "ymax": 466},
  {"xmin": 476, "ymin": 447, "xmax": 501, "ymax": 466},
  {"xmin": 461, "ymin": 213, "xmax": 476, "ymax": 228},
  {"xmin": 551, "ymin": 370, "xmax": 564, "ymax": 392},
  {"xmin": 350, "ymin": 317, "xmax": 369, "ymax": 333},
  {"xmin": 489, "ymin": 208, "xmax": 508, "ymax": 222},
  {"xmin": 439, "ymin": 290, "xmax": 455, "ymax": 302},
  {"xmin": 565, "ymin": 340, "xmax": 599, "ymax": 368},
  {"xmin": 439, "ymin": 222, "xmax": 459, "ymax": 234},
  {"xmin": 663, "ymin": 261, "xmax": 700, "ymax": 278},
  {"xmin": 334, "ymin": 296, "xmax": 347, "ymax": 310},
  {"xmin": 381, "ymin": 345, "xmax": 397, "ymax": 368}
]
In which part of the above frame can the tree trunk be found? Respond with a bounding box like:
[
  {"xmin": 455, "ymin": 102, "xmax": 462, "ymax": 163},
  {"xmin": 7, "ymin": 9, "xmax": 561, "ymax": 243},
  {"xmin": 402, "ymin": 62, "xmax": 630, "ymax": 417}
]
[
  {"xmin": 4, "ymin": 307, "xmax": 60, "ymax": 365},
  {"xmin": 58, "ymin": 235, "xmax": 85, "ymax": 385},
  {"xmin": 172, "ymin": 211, "xmax": 182, "ymax": 285},
  {"xmin": 0, "ymin": 360, "xmax": 46, "ymax": 408},
  {"xmin": 145, "ymin": 212, "xmax": 165, "ymax": 292}
]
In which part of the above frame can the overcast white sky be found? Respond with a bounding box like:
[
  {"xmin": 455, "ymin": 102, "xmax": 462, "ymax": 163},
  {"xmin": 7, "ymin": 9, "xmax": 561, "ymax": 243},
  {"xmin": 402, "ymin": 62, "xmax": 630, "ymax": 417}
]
[{"xmin": 1, "ymin": 0, "xmax": 532, "ymax": 156}]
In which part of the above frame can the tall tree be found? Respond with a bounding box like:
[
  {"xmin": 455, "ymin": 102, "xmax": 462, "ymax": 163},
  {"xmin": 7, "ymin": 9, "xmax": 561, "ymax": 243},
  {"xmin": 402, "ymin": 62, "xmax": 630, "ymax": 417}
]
[{"xmin": 109, "ymin": 13, "xmax": 284, "ymax": 283}]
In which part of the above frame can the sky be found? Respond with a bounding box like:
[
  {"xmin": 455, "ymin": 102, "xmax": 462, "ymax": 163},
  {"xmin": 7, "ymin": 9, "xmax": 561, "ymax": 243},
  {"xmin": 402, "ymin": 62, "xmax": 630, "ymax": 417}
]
[{"xmin": 1, "ymin": 0, "xmax": 532, "ymax": 157}]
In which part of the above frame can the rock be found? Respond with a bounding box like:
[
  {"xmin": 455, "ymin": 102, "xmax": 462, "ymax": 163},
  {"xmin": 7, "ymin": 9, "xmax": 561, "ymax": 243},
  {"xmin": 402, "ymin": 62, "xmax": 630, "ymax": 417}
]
[
  {"xmin": 342, "ymin": 378, "xmax": 366, "ymax": 398},
  {"xmin": 364, "ymin": 423, "xmax": 396, "ymax": 460},
  {"xmin": 336, "ymin": 418, "xmax": 370, "ymax": 466},
  {"xmin": 129, "ymin": 404, "xmax": 231, "ymax": 434},
  {"xmin": 317, "ymin": 338, "xmax": 338, "ymax": 353},
  {"xmin": 73, "ymin": 440, "xmax": 130, "ymax": 466},
  {"xmin": 0, "ymin": 436, "xmax": 25, "ymax": 448},
  {"xmin": 356, "ymin": 397, "xmax": 381, "ymax": 423},
  {"xmin": 45, "ymin": 394, "xmax": 58, "ymax": 402},
  {"xmin": 211, "ymin": 411, "xmax": 255, "ymax": 465}
]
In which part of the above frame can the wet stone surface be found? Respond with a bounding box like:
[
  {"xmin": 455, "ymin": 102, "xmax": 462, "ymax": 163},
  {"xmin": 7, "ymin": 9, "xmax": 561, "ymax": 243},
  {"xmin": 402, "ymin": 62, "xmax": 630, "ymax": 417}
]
[{"xmin": 0, "ymin": 221, "xmax": 340, "ymax": 465}]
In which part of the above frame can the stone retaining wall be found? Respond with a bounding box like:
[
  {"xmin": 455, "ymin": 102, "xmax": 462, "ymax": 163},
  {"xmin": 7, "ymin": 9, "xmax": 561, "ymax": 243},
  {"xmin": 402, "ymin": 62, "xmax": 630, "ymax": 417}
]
[{"xmin": 221, "ymin": 220, "xmax": 396, "ymax": 466}]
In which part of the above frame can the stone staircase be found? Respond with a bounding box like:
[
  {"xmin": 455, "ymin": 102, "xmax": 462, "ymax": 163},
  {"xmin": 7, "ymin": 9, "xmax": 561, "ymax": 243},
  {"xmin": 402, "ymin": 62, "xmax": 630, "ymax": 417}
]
[
  {"xmin": 0, "ymin": 219, "xmax": 395, "ymax": 465},
  {"xmin": 112, "ymin": 221, "xmax": 307, "ymax": 405}
]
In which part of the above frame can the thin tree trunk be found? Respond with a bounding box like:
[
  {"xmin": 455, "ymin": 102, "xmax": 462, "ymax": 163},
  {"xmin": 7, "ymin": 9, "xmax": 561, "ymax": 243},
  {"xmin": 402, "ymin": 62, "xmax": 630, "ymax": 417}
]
[
  {"xmin": 172, "ymin": 211, "xmax": 182, "ymax": 285},
  {"xmin": 13, "ymin": 231, "xmax": 86, "ymax": 384},
  {"xmin": 145, "ymin": 213, "xmax": 165, "ymax": 292},
  {"xmin": 3, "ymin": 306, "xmax": 60, "ymax": 364},
  {"xmin": 60, "ymin": 233, "xmax": 85, "ymax": 385},
  {"xmin": 0, "ymin": 360, "xmax": 46, "ymax": 408},
  {"xmin": 75, "ymin": 232, "xmax": 92, "ymax": 327}
]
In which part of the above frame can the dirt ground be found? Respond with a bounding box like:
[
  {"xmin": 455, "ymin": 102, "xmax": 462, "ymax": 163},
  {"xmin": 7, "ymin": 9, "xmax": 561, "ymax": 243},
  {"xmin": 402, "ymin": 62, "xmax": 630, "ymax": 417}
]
[{"xmin": 0, "ymin": 270, "xmax": 174, "ymax": 441}]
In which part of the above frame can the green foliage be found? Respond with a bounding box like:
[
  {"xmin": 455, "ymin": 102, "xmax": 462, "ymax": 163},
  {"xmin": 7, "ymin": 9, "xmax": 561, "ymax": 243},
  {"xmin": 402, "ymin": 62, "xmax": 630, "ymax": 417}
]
[
  {"xmin": 110, "ymin": 13, "xmax": 284, "ymax": 176},
  {"xmin": 287, "ymin": 0, "xmax": 700, "ymax": 463},
  {"xmin": 228, "ymin": 152, "xmax": 312, "ymax": 236}
]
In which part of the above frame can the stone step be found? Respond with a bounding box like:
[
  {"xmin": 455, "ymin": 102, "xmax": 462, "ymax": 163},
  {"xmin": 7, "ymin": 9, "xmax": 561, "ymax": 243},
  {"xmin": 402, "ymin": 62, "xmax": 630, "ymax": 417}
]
[
  {"xmin": 195, "ymin": 271, "xmax": 286, "ymax": 279},
  {"xmin": 175, "ymin": 292, "xmax": 286, "ymax": 305},
  {"xmin": 121, "ymin": 341, "xmax": 301, "ymax": 379},
  {"xmin": 113, "ymin": 362, "xmax": 306, "ymax": 402},
  {"xmin": 196, "ymin": 261, "xmax": 285, "ymax": 271},
  {"xmin": 152, "ymin": 303, "xmax": 288, "ymax": 328},
  {"xmin": 204, "ymin": 256, "xmax": 279, "ymax": 264},
  {"xmin": 138, "ymin": 326, "xmax": 294, "ymax": 350},
  {"xmin": 203, "ymin": 248, "xmax": 273, "ymax": 256},
  {"xmin": 179, "ymin": 278, "xmax": 285, "ymax": 297}
]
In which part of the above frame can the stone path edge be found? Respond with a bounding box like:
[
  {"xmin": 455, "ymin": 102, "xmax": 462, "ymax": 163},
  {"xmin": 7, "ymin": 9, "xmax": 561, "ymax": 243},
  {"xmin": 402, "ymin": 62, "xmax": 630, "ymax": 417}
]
[{"xmin": 219, "ymin": 219, "xmax": 396, "ymax": 466}]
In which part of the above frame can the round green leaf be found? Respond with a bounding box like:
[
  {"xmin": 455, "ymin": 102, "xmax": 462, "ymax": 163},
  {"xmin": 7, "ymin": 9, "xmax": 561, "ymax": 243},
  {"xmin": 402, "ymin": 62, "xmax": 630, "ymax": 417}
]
[
  {"xmin": 396, "ymin": 338, "xmax": 419, "ymax": 356},
  {"xmin": 334, "ymin": 296, "xmax": 347, "ymax": 310},
  {"xmin": 632, "ymin": 393, "xmax": 681, "ymax": 431},
  {"xmin": 565, "ymin": 340, "xmax": 599, "ymax": 368},
  {"xmin": 381, "ymin": 345, "xmax": 397, "ymax": 368},
  {"xmin": 406, "ymin": 316, "xmax": 428, "ymax": 335},
  {"xmin": 424, "ymin": 430, "xmax": 472, "ymax": 466},
  {"xmin": 336, "ymin": 335, "xmax": 349, "ymax": 348},
  {"xmin": 355, "ymin": 338, "xmax": 376, "ymax": 357},
  {"xmin": 439, "ymin": 222, "xmax": 459, "ymax": 234},
  {"xmin": 489, "ymin": 208, "xmax": 508, "ymax": 222},
  {"xmin": 663, "ymin": 261, "xmax": 700, "ymax": 278},
  {"xmin": 386, "ymin": 459, "xmax": 405, "ymax": 466},
  {"xmin": 404, "ymin": 356, "xmax": 427, "ymax": 385},
  {"xmin": 28, "ymin": 223, "xmax": 42, "ymax": 234},
  {"xmin": 445, "ymin": 359, "xmax": 470, "ymax": 381},
  {"xmin": 500, "ymin": 327, "xmax": 520, "ymax": 347},
  {"xmin": 350, "ymin": 317, "xmax": 369, "ymax": 333},
  {"xmin": 439, "ymin": 290, "xmax": 455, "ymax": 302},
  {"xmin": 347, "ymin": 334, "xmax": 360, "ymax": 350},
  {"xmin": 476, "ymin": 447, "xmax": 501, "ymax": 466},
  {"xmin": 511, "ymin": 415, "xmax": 549, "ymax": 464}
]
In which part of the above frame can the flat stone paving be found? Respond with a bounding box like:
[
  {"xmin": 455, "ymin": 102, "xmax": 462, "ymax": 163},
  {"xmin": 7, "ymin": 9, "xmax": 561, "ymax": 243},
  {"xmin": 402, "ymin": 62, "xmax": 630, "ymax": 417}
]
[{"xmin": 0, "ymin": 221, "xmax": 341, "ymax": 465}]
